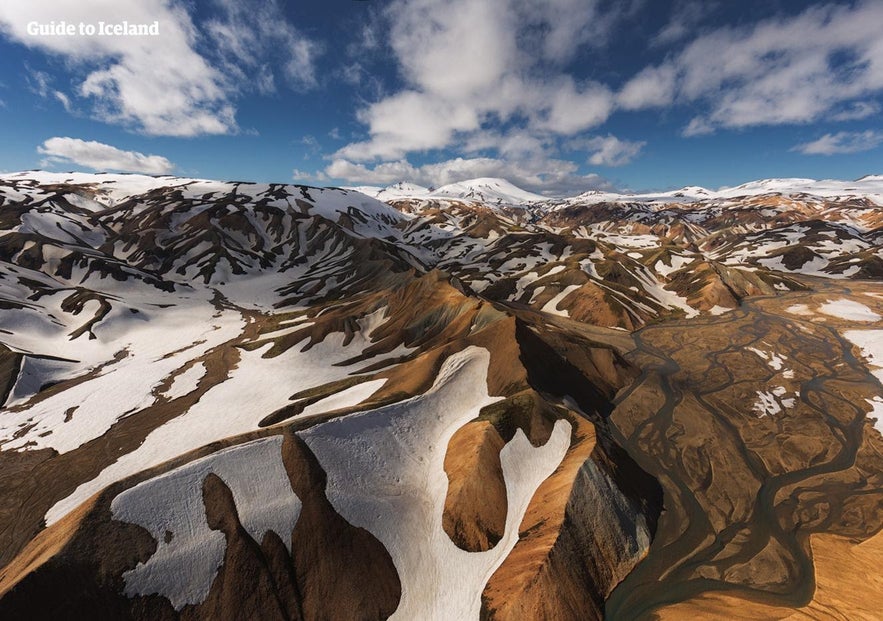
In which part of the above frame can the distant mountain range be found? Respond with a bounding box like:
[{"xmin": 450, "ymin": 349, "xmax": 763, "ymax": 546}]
[
  {"xmin": 347, "ymin": 177, "xmax": 546, "ymax": 204},
  {"xmin": 349, "ymin": 174, "xmax": 883, "ymax": 207}
]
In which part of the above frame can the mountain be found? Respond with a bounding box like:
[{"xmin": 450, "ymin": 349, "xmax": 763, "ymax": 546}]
[
  {"xmin": 350, "ymin": 177, "xmax": 546, "ymax": 206},
  {"xmin": 0, "ymin": 171, "xmax": 882, "ymax": 620},
  {"xmin": 347, "ymin": 181, "xmax": 432, "ymax": 201},
  {"xmin": 430, "ymin": 177, "xmax": 547, "ymax": 205},
  {"xmin": 357, "ymin": 174, "xmax": 883, "ymax": 211},
  {"xmin": 550, "ymin": 175, "xmax": 883, "ymax": 207}
]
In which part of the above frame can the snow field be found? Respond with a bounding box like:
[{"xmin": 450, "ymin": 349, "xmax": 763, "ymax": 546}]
[
  {"xmin": 836, "ymin": 330, "xmax": 883, "ymax": 436},
  {"xmin": 46, "ymin": 329, "xmax": 384, "ymax": 525},
  {"xmin": 819, "ymin": 299, "xmax": 882, "ymax": 322},
  {"xmin": 0, "ymin": 300, "xmax": 245, "ymax": 453},
  {"xmin": 300, "ymin": 347, "xmax": 571, "ymax": 620},
  {"xmin": 111, "ymin": 436, "xmax": 299, "ymax": 610}
]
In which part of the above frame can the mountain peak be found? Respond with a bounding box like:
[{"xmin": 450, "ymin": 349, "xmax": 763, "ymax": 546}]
[{"xmin": 431, "ymin": 177, "xmax": 546, "ymax": 204}]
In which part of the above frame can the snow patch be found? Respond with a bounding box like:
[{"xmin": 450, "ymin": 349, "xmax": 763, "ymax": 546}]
[
  {"xmin": 843, "ymin": 329, "xmax": 883, "ymax": 384},
  {"xmin": 819, "ymin": 299, "xmax": 881, "ymax": 322},
  {"xmin": 541, "ymin": 285, "xmax": 581, "ymax": 316},
  {"xmin": 747, "ymin": 346, "xmax": 787, "ymax": 371},
  {"xmin": 786, "ymin": 304, "xmax": 813, "ymax": 316},
  {"xmin": 111, "ymin": 436, "xmax": 299, "ymax": 610},
  {"xmin": 753, "ymin": 386, "xmax": 795, "ymax": 417},
  {"xmin": 864, "ymin": 396, "xmax": 883, "ymax": 436},
  {"xmin": 160, "ymin": 362, "xmax": 206, "ymax": 401}
]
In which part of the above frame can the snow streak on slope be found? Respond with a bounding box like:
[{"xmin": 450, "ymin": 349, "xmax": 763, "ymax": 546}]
[
  {"xmin": 300, "ymin": 347, "xmax": 572, "ymax": 620},
  {"xmin": 0, "ymin": 294, "xmax": 245, "ymax": 453},
  {"xmin": 46, "ymin": 329, "xmax": 386, "ymax": 525}
]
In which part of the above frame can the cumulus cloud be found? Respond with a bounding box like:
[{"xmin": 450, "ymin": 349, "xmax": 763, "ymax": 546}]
[
  {"xmin": 537, "ymin": 80, "xmax": 615, "ymax": 135},
  {"xmin": 336, "ymin": 0, "xmax": 625, "ymax": 163},
  {"xmin": 617, "ymin": 65, "xmax": 678, "ymax": 110},
  {"xmin": 0, "ymin": 0, "xmax": 317, "ymax": 136},
  {"xmin": 583, "ymin": 135, "xmax": 646, "ymax": 167},
  {"xmin": 792, "ymin": 130, "xmax": 883, "ymax": 155},
  {"xmin": 339, "ymin": 90, "xmax": 480, "ymax": 161},
  {"xmin": 621, "ymin": 2, "xmax": 883, "ymax": 134},
  {"xmin": 0, "ymin": 0, "xmax": 234, "ymax": 136},
  {"xmin": 292, "ymin": 168, "xmax": 325, "ymax": 183},
  {"xmin": 38, "ymin": 137, "xmax": 175, "ymax": 174}
]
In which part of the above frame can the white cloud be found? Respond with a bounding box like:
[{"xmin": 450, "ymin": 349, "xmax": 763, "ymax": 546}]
[
  {"xmin": 204, "ymin": 0, "xmax": 319, "ymax": 91},
  {"xmin": 831, "ymin": 101, "xmax": 881, "ymax": 122},
  {"xmin": 53, "ymin": 90, "xmax": 72, "ymax": 112},
  {"xmin": 339, "ymin": 90, "xmax": 480, "ymax": 160},
  {"xmin": 792, "ymin": 130, "xmax": 883, "ymax": 155},
  {"xmin": 336, "ymin": 0, "xmax": 626, "ymax": 162},
  {"xmin": 326, "ymin": 159, "xmax": 418, "ymax": 185},
  {"xmin": 617, "ymin": 65, "xmax": 677, "ymax": 110},
  {"xmin": 0, "ymin": 0, "xmax": 233, "ymax": 136},
  {"xmin": 652, "ymin": 0, "xmax": 717, "ymax": 47},
  {"xmin": 682, "ymin": 116, "xmax": 714, "ymax": 137},
  {"xmin": 389, "ymin": 0, "xmax": 514, "ymax": 99},
  {"xmin": 583, "ymin": 135, "xmax": 645, "ymax": 167},
  {"xmin": 0, "ymin": 0, "xmax": 317, "ymax": 136},
  {"xmin": 621, "ymin": 2, "xmax": 883, "ymax": 133},
  {"xmin": 537, "ymin": 79, "xmax": 614, "ymax": 134},
  {"xmin": 292, "ymin": 168, "xmax": 326, "ymax": 183},
  {"xmin": 38, "ymin": 137, "xmax": 175, "ymax": 174},
  {"xmin": 25, "ymin": 67, "xmax": 72, "ymax": 111}
]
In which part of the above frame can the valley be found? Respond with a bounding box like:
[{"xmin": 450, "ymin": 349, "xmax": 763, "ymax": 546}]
[{"xmin": 607, "ymin": 280, "xmax": 883, "ymax": 619}]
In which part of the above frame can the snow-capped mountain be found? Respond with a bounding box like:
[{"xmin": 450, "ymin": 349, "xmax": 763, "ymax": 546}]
[
  {"xmin": 350, "ymin": 177, "xmax": 546, "ymax": 206},
  {"xmin": 430, "ymin": 177, "xmax": 547, "ymax": 204},
  {"xmin": 347, "ymin": 181, "xmax": 432, "ymax": 201},
  {"xmin": 352, "ymin": 174, "xmax": 883, "ymax": 211},
  {"xmin": 550, "ymin": 175, "xmax": 883, "ymax": 207},
  {"xmin": 0, "ymin": 171, "xmax": 882, "ymax": 620}
]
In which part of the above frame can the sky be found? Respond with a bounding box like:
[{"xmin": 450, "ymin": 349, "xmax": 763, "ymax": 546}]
[{"xmin": 0, "ymin": 0, "xmax": 881, "ymax": 195}]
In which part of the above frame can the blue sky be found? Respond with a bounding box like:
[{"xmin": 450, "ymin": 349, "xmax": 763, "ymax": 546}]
[{"xmin": 0, "ymin": 0, "xmax": 881, "ymax": 195}]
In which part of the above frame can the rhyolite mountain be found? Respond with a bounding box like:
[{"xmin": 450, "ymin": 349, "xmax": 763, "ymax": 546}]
[{"xmin": 0, "ymin": 171, "xmax": 882, "ymax": 620}]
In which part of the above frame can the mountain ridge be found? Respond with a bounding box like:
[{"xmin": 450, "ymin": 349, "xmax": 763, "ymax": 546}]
[
  {"xmin": 12, "ymin": 169, "xmax": 883, "ymax": 207},
  {"xmin": 343, "ymin": 172, "xmax": 883, "ymax": 207}
]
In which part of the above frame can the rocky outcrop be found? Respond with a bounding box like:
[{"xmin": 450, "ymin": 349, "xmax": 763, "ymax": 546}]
[
  {"xmin": 0, "ymin": 432, "xmax": 402, "ymax": 620},
  {"xmin": 481, "ymin": 416, "xmax": 653, "ymax": 621}
]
